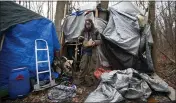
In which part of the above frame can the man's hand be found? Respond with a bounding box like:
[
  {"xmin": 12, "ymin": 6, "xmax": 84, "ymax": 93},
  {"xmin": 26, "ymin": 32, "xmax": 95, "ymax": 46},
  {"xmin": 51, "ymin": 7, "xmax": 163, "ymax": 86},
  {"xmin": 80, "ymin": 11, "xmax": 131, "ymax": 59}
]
[
  {"xmin": 87, "ymin": 40, "xmax": 93, "ymax": 46},
  {"xmin": 91, "ymin": 41, "xmax": 96, "ymax": 46},
  {"xmin": 78, "ymin": 36, "xmax": 84, "ymax": 42},
  {"xmin": 84, "ymin": 39, "xmax": 96, "ymax": 47}
]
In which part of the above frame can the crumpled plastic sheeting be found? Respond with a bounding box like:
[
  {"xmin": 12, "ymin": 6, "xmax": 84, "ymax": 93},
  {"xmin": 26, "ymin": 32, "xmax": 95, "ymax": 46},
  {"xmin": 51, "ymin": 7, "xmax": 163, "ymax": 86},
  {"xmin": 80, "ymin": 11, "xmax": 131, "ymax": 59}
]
[
  {"xmin": 48, "ymin": 85, "xmax": 76, "ymax": 102},
  {"xmin": 103, "ymin": 2, "xmax": 143, "ymax": 55},
  {"xmin": 94, "ymin": 17, "xmax": 107, "ymax": 34},
  {"xmin": 94, "ymin": 18, "xmax": 111, "ymax": 67},
  {"xmin": 85, "ymin": 68, "xmax": 169, "ymax": 102},
  {"xmin": 136, "ymin": 24, "xmax": 154, "ymax": 73},
  {"xmin": 97, "ymin": 45, "xmax": 111, "ymax": 67}
]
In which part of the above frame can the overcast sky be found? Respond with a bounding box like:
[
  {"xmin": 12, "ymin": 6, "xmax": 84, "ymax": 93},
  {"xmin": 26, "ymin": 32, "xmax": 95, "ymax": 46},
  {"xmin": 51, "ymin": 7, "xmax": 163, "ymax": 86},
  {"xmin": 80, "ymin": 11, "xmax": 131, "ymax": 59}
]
[{"xmin": 16, "ymin": 1, "xmax": 163, "ymax": 22}]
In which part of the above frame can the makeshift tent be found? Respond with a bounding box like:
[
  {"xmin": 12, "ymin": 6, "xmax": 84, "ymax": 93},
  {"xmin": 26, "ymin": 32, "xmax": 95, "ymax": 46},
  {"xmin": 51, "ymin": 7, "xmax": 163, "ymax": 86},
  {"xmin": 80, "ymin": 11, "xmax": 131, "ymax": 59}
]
[
  {"xmin": 62, "ymin": 2, "xmax": 154, "ymax": 73},
  {"xmin": 61, "ymin": 11, "xmax": 95, "ymax": 71},
  {"xmin": 63, "ymin": 11, "xmax": 94, "ymax": 43},
  {"xmin": 0, "ymin": 2, "xmax": 60, "ymax": 90},
  {"xmin": 101, "ymin": 2, "xmax": 154, "ymax": 73},
  {"xmin": 62, "ymin": 10, "xmax": 110, "ymax": 67}
]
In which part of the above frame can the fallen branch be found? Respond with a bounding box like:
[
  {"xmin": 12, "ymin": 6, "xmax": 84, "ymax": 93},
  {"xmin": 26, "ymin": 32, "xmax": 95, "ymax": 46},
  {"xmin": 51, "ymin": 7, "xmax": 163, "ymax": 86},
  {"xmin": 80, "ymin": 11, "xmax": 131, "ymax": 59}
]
[{"xmin": 158, "ymin": 49, "xmax": 176, "ymax": 64}]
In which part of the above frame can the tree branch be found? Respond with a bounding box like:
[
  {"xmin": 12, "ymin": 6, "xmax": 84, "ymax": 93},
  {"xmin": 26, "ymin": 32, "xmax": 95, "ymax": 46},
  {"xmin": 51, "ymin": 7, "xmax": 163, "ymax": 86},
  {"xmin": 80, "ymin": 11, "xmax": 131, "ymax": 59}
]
[
  {"xmin": 158, "ymin": 49, "xmax": 176, "ymax": 64},
  {"xmin": 157, "ymin": 19, "xmax": 175, "ymax": 51}
]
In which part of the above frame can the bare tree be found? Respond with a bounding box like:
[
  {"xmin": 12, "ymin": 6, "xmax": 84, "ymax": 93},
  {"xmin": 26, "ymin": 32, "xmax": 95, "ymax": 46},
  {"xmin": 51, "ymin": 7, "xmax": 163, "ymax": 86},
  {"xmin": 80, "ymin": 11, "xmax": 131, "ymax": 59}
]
[
  {"xmin": 54, "ymin": 1, "xmax": 67, "ymax": 38},
  {"xmin": 101, "ymin": 1, "xmax": 109, "ymax": 9},
  {"xmin": 175, "ymin": 1, "xmax": 176, "ymax": 63},
  {"xmin": 28, "ymin": 1, "xmax": 30, "ymax": 9},
  {"xmin": 148, "ymin": 1, "xmax": 157, "ymax": 69},
  {"xmin": 155, "ymin": 1, "xmax": 176, "ymax": 64},
  {"xmin": 96, "ymin": 0, "xmax": 109, "ymax": 21},
  {"xmin": 51, "ymin": 2, "xmax": 53, "ymax": 21},
  {"xmin": 54, "ymin": 1, "xmax": 68, "ymax": 56},
  {"xmin": 47, "ymin": 1, "xmax": 50, "ymax": 18}
]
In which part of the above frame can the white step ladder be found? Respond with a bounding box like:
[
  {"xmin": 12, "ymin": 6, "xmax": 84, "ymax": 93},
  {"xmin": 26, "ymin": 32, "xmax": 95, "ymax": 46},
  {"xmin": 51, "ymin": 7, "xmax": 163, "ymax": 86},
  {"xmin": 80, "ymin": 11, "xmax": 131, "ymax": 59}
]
[{"xmin": 34, "ymin": 39, "xmax": 56, "ymax": 91}]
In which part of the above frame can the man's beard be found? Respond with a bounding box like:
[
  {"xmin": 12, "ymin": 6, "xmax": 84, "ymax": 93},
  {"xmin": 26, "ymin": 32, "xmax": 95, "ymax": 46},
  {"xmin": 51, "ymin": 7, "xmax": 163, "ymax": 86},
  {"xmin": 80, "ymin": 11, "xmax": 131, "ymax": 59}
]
[{"xmin": 86, "ymin": 27, "xmax": 91, "ymax": 31}]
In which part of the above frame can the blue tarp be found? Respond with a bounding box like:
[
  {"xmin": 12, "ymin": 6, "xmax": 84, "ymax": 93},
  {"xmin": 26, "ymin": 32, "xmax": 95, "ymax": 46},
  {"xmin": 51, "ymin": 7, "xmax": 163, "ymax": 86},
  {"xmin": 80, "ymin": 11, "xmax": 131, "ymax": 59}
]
[
  {"xmin": 71, "ymin": 11, "xmax": 84, "ymax": 16},
  {"xmin": 0, "ymin": 18, "xmax": 60, "ymax": 87}
]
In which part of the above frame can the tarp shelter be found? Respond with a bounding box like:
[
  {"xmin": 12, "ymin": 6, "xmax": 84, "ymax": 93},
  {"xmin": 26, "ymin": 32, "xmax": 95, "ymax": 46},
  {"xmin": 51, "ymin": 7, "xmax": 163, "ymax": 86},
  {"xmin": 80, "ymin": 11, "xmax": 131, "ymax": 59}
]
[
  {"xmin": 101, "ymin": 2, "xmax": 154, "ymax": 73},
  {"xmin": 62, "ymin": 11, "xmax": 94, "ymax": 43},
  {"xmin": 62, "ymin": 2, "xmax": 154, "ymax": 73},
  {"xmin": 0, "ymin": 2, "xmax": 60, "ymax": 90}
]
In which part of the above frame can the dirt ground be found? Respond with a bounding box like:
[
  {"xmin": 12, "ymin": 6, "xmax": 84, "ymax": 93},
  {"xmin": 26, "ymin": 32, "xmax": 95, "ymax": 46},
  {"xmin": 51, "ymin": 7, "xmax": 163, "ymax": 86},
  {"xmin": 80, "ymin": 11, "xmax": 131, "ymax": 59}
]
[
  {"xmin": 156, "ymin": 61, "xmax": 176, "ymax": 90},
  {"xmin": 1, "ymin": 54, "xmax": 176, "ymax": 102},
  {"xmin": 1, "ymin": 85, "xmax": 97, "ymax": 102},
  {"xmin": 2, "ymin": 85, "xmax": 172, "ymax": 103}
]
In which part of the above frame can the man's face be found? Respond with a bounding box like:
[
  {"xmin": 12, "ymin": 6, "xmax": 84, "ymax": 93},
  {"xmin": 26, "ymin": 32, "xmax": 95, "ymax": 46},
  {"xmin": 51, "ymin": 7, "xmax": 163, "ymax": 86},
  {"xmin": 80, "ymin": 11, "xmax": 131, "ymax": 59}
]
[{"xmin": 85, "ymin": 21, "xmax": 92, "ymax": 30}]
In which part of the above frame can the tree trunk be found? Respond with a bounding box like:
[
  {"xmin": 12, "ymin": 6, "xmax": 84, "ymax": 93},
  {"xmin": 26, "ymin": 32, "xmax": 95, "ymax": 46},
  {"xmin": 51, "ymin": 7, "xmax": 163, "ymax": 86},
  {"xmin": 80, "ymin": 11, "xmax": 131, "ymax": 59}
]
[
  {"xmin": 51, "ymin": 2, "xmax": 53, "ymax": 21},
  {"xmin": 98, "ymin": 0, "xmax": 109, "ymax": 21},
  {"xmin": 29, "ymin": 1, "xmax": 30, "ymax": 9},
  {"xmin": 54, "ymin": 1, "xmax": 67, "ymax": 38},
  {"xmin": 54, "ymin": 1, "xmax": 67, "ymax": 56},
  {"xmin": 25, "ymin": 1, "xmax": 27, "ymax": 8},
  {"xmin": 175, "ymin": 1, "xmax": 176, "ymax": 63},
  {"xmin": 149, "ymin": 1, "xmax": 157, "ymax": 70},
  {"xmin": 100, "ymin": 1, "xmax": 109, "ymax": 9},
  {"xmin": 167, "ymin": 1, "xmax": 174, "ymax": 45},
  {"xmin": 47, "ymin": 1, "xmax": 49, "ymax": 18}
]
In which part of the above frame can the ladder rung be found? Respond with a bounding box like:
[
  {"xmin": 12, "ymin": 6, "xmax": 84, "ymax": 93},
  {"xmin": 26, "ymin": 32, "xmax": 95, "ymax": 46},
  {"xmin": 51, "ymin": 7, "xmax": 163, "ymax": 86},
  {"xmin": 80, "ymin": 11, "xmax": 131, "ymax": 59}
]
[
  {"xmin": 41, "ymin": 83, "xmax": 51, "ymax": 88},
  {"xmin": 37, "ymin": 61, "xmax": 48, "ymax": 63},
  {"xmin": 38, "ymin": 70, "xmax": 50, "ymax": 74},
  {"xmin": 37, "ymin": 49, "xmax": 48, "ymax": 50}
]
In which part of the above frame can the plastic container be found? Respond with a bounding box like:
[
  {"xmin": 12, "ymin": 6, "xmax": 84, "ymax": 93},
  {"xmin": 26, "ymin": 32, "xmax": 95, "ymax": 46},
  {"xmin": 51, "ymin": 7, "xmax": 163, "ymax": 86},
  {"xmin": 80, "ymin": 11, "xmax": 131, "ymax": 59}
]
[{"xmin": 8, "ymin": 67, "xmax": 30, "ymax": 99}]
